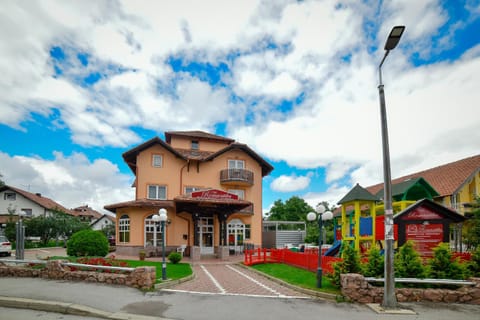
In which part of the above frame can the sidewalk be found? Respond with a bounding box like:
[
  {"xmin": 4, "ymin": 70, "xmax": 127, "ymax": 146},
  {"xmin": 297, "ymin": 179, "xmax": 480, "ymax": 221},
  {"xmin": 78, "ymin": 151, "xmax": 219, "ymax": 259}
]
[{"xmin": 0, "ymin": 277, "xmax": 169, "ymax": 319}]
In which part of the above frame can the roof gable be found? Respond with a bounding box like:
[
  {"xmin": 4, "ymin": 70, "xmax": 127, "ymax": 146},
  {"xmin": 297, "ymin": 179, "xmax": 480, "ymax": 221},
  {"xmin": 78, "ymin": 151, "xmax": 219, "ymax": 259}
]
[
  {"xmin": 204, "ymin": 143, "xmax": 274, "ymax": 176},
  {"xmin": 338, "ymin": 183, "xmax": 379, "ymax": 204},
  {"xmin": 1, "ymin": 185, "xmax": 73, "ymax": 214},
  {"xmin": 393, "ymin": 198, "xmax": 465, "ymax": 222},
  {"xmin": 375, "ymin": 177, "xmax": 439, "ymax": 201},
  {"xmin": 122, "ymin": 137, "xmax": 186, "ymax": 173},
  {"xmin": 165, "ymin": 130, "xmax": 235, "ymax": 144}
]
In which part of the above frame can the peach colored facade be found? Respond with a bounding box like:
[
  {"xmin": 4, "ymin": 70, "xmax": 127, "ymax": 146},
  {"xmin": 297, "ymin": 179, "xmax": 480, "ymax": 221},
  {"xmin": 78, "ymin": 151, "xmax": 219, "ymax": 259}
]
[{"xmin": 105, "ymin": 131, "xmax": 273, "ymax": 259}]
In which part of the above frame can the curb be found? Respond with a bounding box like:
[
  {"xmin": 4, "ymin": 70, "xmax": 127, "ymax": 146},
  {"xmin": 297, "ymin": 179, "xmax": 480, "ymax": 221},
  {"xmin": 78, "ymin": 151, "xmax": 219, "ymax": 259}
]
[
  {"xmin": 0, "ymin": 296, "xmax": 170, "ymax": 320},
  {"xmin": 236, "ymin": 263, "xmax": 340, "ymax": 302}
]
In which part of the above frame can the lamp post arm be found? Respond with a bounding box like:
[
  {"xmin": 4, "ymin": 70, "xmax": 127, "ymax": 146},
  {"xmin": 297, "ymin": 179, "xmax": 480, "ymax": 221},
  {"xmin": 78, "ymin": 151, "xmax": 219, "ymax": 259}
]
[{"xmin": 378, "ymin": 50, "xmax": 390, "ymax": 86}]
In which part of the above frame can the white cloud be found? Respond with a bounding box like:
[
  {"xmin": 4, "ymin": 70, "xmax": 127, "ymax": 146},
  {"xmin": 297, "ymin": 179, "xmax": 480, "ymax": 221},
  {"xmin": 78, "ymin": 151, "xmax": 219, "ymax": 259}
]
[
  {"xmin": 0, "ymin": 151, "xmax": 133, "ymax": 214},
  {"xmin": 270, "ymin": 174, "xmax": 311, "ymax": 192}
]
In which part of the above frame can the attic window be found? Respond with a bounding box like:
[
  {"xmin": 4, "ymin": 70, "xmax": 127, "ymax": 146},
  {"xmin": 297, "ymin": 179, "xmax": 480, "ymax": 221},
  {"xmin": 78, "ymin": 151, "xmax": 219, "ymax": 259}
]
[
  {"xmin": 191, "ymin": 140, "xmax": 199, "ymax": 150},
  {"xmin": 4, "ymin": 192, "xmax": 16, "ymax": 201}
]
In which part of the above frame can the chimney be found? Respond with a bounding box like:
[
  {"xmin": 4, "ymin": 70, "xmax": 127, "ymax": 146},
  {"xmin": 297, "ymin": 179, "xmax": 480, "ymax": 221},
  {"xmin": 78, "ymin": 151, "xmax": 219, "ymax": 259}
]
[{"xmin": 35, "ymin": 193, "xmax": 41, "ymax": 197}]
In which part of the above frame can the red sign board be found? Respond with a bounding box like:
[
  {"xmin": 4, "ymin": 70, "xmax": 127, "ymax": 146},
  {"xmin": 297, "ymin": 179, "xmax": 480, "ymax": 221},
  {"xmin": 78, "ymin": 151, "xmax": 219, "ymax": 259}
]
[
  {"xmin": 191, "ymin": 189, "xmax": 238, "ymax": 200},
  {"xmin": 406, "ymin": 223, "xmax": 443, "ymax": 257}
]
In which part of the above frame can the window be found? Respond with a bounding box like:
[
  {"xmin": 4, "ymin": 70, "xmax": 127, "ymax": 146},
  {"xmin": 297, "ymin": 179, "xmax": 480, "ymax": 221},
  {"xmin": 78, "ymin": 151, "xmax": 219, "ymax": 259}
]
[
  {"xmin": 21, "ymin": 209, "xmax": 32, "ymax": 217},
  {"xmin": 148, "ymin": 185, "xmax": 167, "ymax": 200},
  {"xmin": 228, "ymin": 189, "xmax": 245, "ymax": 200},
  {"xmin": 185, "ymin": 186, "xmax": 201, "ymax": 194},
  {"xmin": 119, "ymin": 215, "xmax": 130, "ymax": 243},
  {"xmin": 152, "ymin": 154, "xmax": 163, "ymax": 168},
  {"xmin": 191, "ymin": 140, "xmax": 199, "ymax": 150},
  {"xmin": 4, "ymin": 192, "xmax": 16, "ymax": 201},
  {"xmin": 144, "ymin": 215, "xmax": 162, "ymax": 247},
  {"xmin": 228, "ymin": 159, "xmax": 245, "ymax": 169}
]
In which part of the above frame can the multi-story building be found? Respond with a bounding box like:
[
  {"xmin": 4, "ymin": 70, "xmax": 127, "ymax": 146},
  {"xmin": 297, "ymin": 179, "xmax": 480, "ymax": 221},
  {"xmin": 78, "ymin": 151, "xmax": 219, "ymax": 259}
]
[{"xmin": 104, "ymin": 131, "xmax": 273, "ymax": 259}]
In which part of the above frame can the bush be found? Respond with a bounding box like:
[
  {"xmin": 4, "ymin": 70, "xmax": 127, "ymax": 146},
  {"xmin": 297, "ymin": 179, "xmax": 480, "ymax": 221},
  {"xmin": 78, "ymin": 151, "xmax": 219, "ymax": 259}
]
[
  {"xmin": 362, "ymin": 247, "xmax": 384, "ymax": 278},
  {"xmin": 428, "ymin": 242, "xmax": 466, "ymax": 280},
  {"xmin": 329, "ymin": 242, "xmax": 362, "ymax": 287},
  {"xmin": 467, "ymin": 246, "xmax": 480, "ymax": 276},
  {"xmin": 395, "ymin": 241, "xmax": 426, "ymax": 279},
  {"xmin": 168, "ymin": 252, "xmax": 182, "ymax": 264},
  {"xmin": 67, "ymin": 229, "xmax": 109, "ymax": 257}
]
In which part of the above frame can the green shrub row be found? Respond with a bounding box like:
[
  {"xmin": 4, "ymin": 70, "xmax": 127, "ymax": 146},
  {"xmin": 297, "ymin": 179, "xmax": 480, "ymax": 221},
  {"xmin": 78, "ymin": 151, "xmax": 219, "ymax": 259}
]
[{"xmin": 328, "ymin": 241, "xmax": 480, "ymax": 287}]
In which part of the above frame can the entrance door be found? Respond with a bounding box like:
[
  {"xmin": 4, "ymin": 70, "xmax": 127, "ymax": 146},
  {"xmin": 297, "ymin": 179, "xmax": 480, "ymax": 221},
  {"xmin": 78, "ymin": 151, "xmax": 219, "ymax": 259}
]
[
  {"xmin": 198, "ymin": 217, "xmax": 214, "ymax": 254},
  {"xmin": 228, "ymin": 219, "xmax": 245, "ymax": 254}
]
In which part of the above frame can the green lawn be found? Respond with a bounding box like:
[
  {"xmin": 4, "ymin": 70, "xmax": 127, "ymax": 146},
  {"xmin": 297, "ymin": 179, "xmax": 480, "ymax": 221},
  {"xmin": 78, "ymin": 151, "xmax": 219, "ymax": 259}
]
[
  {"xmin": 251, "ymin": 263, "xmax": 340, "ymax": 294},
  {"xmin": 122, "ymin": 259, "xmax": 192, "ymax": 282}
]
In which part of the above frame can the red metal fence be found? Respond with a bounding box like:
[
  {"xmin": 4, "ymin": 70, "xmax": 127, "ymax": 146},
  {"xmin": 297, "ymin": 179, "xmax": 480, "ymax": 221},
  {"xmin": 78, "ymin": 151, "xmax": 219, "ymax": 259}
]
[{"xmin": 244, "ymin": 248, "xmax": 342, "ymax": 274}]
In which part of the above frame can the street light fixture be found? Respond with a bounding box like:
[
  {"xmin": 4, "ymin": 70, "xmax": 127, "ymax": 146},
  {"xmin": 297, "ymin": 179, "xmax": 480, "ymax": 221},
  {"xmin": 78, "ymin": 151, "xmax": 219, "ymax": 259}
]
[
  {"xmin": 153, "ymin": 208, "xmax": 168, "ymax": 280},
  {"xmin": 307, "ymin": 204, "xmax": 333, "ymax": 288},
  {"xmin": 378, "ymin": 25, "xmax": 405, "ymax": 309}
]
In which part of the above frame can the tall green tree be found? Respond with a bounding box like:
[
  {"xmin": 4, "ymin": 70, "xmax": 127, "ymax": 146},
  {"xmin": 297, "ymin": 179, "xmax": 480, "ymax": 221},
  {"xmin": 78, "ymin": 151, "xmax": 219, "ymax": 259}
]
[
  {"xmin": 463, "ymin": 197, "xmax": 480, "ymax": 250},
  {"xmin": 266, "ymin": 196, "xmax": 313, "ymax": 222}
]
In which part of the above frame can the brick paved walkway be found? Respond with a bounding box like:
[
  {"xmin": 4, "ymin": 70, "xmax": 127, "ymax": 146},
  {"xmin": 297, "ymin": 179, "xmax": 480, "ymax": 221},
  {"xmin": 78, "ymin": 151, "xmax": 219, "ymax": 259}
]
[{"xmin": 165, "ymin": 262, "xmax": 309, "ymax": 299}]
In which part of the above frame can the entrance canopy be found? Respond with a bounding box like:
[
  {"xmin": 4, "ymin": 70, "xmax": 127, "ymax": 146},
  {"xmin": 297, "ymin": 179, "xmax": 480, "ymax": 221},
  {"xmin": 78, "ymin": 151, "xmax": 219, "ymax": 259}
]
[{"xmin": 175, "ymin": 189, "xmax": 252, "ymax": 216}]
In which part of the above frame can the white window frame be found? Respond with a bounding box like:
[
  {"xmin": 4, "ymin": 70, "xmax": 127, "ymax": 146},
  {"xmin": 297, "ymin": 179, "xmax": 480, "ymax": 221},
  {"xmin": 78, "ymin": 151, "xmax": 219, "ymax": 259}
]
[
  {"xmin": 228, "ymin": 159, "xmax": 245, "ymax": 169},
  {"xmin": 228, "ymin": 189, "xmax": 245, "ymax": 200},
  {"xmin": 119, "ymin": 215, "xmax": 130, "ymax": 243},
  {"xmin": 148, "ymin": 185, "xmax": 167, "ymax": 200},
  {"xmin": 185, "ymin": 186, "xmax": 201, "ymax": 194},
  {"xmin": 191, "ymin": 140, "xmax": 199, "ymax": 150},
  {"xmin": 152, "ymin": 154, "xmax": 163, "ymax": 168}
]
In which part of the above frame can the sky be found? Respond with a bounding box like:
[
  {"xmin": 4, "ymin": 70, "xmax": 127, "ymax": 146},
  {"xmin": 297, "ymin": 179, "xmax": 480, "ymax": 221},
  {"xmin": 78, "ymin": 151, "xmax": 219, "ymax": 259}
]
[{"xmin": 1, "ymin": 0, "xmax": 479, "ymax": 216}]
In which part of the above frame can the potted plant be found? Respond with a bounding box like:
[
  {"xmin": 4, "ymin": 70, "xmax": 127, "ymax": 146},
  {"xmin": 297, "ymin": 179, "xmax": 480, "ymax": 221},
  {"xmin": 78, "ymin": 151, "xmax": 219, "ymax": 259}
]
[{"xmin": 139, "ymin": 250, "xmax": 146, "ymax": 261}]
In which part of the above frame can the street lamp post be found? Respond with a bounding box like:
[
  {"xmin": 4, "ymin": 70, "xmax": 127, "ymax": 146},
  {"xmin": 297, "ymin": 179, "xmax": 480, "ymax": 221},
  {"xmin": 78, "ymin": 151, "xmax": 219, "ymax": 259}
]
[
  {"xmin": 153, "ymin": 208, "xmax": 168, "ymax": 280},
  {"xmin": 378, "ymin": 25, "xmax": 405, "ymax": 309},
  {"xmin": 307, "ymin": 204, "xmax": 333, "ymax": 288}
]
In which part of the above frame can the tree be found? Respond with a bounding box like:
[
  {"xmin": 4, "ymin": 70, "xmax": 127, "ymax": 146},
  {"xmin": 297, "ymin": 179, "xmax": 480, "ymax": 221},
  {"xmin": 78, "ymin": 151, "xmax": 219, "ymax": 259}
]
[
  {"xmin": 24, "ymin": 209, "xmax": 89, "ymax": 246},
  {"xmin": 363, "ymin": 247, "xmax": 385, "ymax": 278},
  {"xmin": 463, "ymin": 197, "xmax": 480, "ymax": 250},
  {"xmin": 67, "ymin": 229, "xmax": 109, "ymax": 257},
  {"xmin": 266, "ymin": 196, "xmax": 313, "ymax": 222},
  {"xmin": 0, "ymin": 173, "xmax": 5, "ymax": 187}
]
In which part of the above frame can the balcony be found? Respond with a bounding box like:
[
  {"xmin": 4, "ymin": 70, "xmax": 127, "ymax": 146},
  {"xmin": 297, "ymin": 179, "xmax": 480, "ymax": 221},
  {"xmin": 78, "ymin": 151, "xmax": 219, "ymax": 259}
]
[{"xmin": 220, "ymin": 168, "xmax": 254, "ymax": 186}]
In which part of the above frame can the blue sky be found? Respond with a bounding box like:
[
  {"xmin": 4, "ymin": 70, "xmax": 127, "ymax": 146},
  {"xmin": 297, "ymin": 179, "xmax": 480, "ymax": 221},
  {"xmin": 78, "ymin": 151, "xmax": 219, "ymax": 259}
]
[{"xmin": 1, "ymin": 0, "xmax": 479, "ymax": 215}]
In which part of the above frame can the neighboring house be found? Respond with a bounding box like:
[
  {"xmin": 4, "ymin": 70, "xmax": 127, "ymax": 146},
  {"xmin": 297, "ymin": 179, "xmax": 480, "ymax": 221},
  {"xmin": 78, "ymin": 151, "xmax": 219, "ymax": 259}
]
[
  {"xmin": 90, "ymin": 214, "xmax": 116, "ymax": 232},
  {"xmin": 0, "ymin": 185, "xmax": 73, "ymax": 230},
  {"xmin": 366, "ymin": 154, "xmax": 480, "ymax": 215},
  {"xmin": 105, "ymin": 130, "xmax": 273, "ymax": 259},
  {"xmin": 72, "ymin": 205, "xmax": 103, "ymax": 224}
]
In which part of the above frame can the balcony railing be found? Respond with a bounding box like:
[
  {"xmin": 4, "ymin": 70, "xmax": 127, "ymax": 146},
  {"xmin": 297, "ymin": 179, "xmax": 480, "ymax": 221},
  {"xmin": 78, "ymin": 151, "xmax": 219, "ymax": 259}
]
[{"xmin": 220, "ymin": 168, "xmax": 254, "ymax": 185}]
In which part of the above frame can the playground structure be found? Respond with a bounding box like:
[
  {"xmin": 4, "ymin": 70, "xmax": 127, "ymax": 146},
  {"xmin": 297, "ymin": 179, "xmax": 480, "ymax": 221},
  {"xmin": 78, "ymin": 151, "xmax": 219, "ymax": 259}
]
[{"xmin": 325, "ymin": 179, "xmax": 464, "ymax": 258}]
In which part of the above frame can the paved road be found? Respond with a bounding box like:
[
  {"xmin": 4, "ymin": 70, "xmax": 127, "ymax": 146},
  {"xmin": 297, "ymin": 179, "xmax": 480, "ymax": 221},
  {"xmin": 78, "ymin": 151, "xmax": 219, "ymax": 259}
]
[{"xmin": 2, "ymin": 250, "xmax": 480, "ymax": 319}]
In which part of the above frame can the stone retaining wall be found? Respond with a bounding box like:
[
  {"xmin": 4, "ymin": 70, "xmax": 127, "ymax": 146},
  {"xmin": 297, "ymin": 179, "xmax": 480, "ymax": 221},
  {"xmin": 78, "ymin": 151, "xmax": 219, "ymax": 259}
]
[
  {"xmin": 0, "ymin": 260, "xmax": 156, "ymax": 290},
  {"xmin": 341, "ymin": 273, "xmax": 480, "ymax": 304}
]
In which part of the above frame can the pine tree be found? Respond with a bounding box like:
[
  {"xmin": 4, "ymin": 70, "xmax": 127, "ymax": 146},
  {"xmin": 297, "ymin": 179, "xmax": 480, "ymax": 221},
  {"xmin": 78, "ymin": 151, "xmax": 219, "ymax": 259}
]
[
  {"xmin": 363, "ymin": 247, "xmax": 384, "ymax": 278},
  {"xmin": 429, "ymin": 243, "xmax": 465, "ymax": 280}
]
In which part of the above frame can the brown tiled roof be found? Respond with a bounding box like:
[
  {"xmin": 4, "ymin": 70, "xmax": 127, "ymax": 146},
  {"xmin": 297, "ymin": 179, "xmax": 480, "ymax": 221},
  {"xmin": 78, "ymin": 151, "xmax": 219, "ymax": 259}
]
[
  {"xmin": 165, "ymin": 130, "xmax": 235, "ymax": 144},
  {"xmin": 122, "ymin": 133, "xmax": 274, "ymax": 177},
  {"xmin": 1, "ymin": 185, "xmax": 74, "ymax": 215},
  {"xmin": 366, "ymin": 154, "xmax": 480, "ymax": 198},
  {"xmin": 72, "ymin": 205, "xmax": 103, "ymax": 219},
  {"xmin": 104, "ymin": 199, "xmax": 175, "ymax": 213}
]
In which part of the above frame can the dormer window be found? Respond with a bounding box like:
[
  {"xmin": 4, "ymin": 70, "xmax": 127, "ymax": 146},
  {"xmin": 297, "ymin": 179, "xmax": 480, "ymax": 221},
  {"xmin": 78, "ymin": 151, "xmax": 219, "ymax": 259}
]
[{"xmin": 191, "ymin": 140, "xmax": 199, "ymax": 150}]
